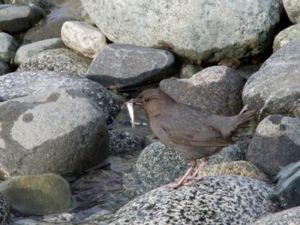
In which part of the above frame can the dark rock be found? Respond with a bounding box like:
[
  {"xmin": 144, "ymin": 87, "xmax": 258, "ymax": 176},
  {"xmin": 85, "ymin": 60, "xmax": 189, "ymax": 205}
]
[
  {"xmin": 86, "ymin": 44, "xmax": 175, "ymax": 89},
  {"xmin": 23, "ymin": 16, "xmax": 78, "ymax": 44},
  {"xmin": 160, "ymin": 66, "xmax": 245, "ymax": 116},
  {"xmin": 243, "ymin": 39, "xmax": 300, "ymax": 119},
  {"xmin": 17, "ymin": 48, "xmax": 91, "ymax": 76},
  {"xmin": 0, "ymin": 61, "xmax": 10, "ymax": 75},
  {"xmin": 0, "ymin": 71, "xmax": 118, "ymax": 121},
  {"xmin": 246, "ymin": 115, "xmax": 300, "ymax": 177},
  {"xmin": 0, "ymin": 4, "xmax": 44, "ymax": 34},
  {"xmin": 4, "ymin": 0, "xmax": 53, "ymax": 13},
  {"xmin": 0, "ymin": 192, "xmax": 9, "ymax": 225},
  {"xmin": 274, "ymin": 161, "xmax": 300, "ymax": 209},
  {"xmin": 110, "ymin": 176, "xmax": 275, "ymax": 225}
]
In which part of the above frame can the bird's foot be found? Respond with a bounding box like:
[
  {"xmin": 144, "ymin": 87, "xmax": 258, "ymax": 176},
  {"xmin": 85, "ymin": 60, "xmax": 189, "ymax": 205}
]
[{"xmin": 183, "ymin": 176, "xmax": 204, "ymax": 186}]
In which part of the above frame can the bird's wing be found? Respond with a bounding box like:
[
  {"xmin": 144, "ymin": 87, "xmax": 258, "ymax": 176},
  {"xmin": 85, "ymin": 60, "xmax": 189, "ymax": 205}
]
[{"xmin": 159, "ymin": 110, "xmax": 233, "ymax": 148}]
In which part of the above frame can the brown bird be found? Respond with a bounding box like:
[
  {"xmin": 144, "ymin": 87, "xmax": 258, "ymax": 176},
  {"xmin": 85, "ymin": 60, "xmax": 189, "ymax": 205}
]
[{"xmin": 133, "ymin": 88, "xmax": 255, "ymax": 189}]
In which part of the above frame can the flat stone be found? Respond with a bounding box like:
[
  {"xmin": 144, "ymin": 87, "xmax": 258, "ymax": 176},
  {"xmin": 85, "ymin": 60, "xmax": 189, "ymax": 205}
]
[
  {"xmin": 243, "ymin": 39, "xmax": 300, "ymax": 118},
  {"xmin": 160, "ymin": 66, "xmax": 245, "ymax": 115},
  {"xmin": 0, "ymin": 173, "xmax": 72, "ymax": 215},
  {"xmin": 14, "ymin": 38, "xmax": 65, "ymax": 65},
  {"xmin": 246, "ymin": 115, "xmax": 300, "ymax": 177},
  {"xmin": 110, "ymin": 176, "xmax": 275, "ymax": 225},
  {"xmin": 82, "ymin": 0, "xmax": 282, "ymax": 62},
  {"xmin": 61, "ymin": 21, "xmax": 107, "ymax": 58},
  {"xmin": 273, "ymin": 24, "xmax": 300, "ymax": 51},
  {"xmin": 86, "ymin": 44, "xmax": 175, "ymax": 89},
  {"xmin": 17, "ymin": 48, "xmax": 91, "ymax": 76},
  {"xmin": 0, "ymin": 32, "xmax": 18, "ymax": 63},
  {"xmin": 0, "ymin": 71, "xmax": 118, "ymax": 121},
  {"xmin": 0, "ymin": 89, "xmax": 109, "ymax": 176},
  {"xmin": 0, "ymin": 4, "xmax": 44, "ymax": 33}
]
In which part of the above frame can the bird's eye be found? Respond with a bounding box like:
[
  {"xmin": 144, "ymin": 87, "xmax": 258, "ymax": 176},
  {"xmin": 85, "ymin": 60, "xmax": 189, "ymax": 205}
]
[{"xmin": 144, "ymin": 97, "xmax": 150, "ymax": 102}]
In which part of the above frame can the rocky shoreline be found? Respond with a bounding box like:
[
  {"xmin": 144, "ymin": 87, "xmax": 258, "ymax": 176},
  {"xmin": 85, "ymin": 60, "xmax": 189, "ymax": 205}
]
[{"xmin": 1, "ymin": 0, "xmax": 300, "ymax": 224}]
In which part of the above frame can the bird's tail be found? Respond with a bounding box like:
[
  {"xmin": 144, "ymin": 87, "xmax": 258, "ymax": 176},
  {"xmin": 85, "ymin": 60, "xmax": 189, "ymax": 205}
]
[{"xmin": 235, "ymin": 105, "xmax": 256, "ymax": 126}]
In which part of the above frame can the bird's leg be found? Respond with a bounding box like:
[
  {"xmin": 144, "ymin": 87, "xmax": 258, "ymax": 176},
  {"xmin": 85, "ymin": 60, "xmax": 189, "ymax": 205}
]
[
  {"xmin": 165, "ymin": 160, "xmax": 196, "ymax": 189},
  {"xmin": 183, "ymin": 157, "xmax": 208, "ymax": 186}
]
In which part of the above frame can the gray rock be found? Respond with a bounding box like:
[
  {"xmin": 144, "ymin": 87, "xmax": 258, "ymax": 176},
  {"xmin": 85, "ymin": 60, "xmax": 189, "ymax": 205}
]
[
  {"xmin": 273, "ymin": 24, "xmax": 300, "ymax": 52},
  {"xmin": 283, "ymin": 0, "xmax": 300, "ymax": 24},
  {"xmin": 160, "ymin": 66, "xmax": 245, "ymax": 116},
  {"xmin": 243, "ymin": 39, "xmax": 300, "ymax": 118},
  {"xmin": 0, "ymin": 192, "xmax": 9, "ymax": 225},
  {"xmin": 17, "ymin": 48, "xmax": 91, "ymax": 76},
  {"xmin": 0, "ymin": 4, "xmax": 44, "ymax": 34},
  {"xmin": 246, "ymin": 115, "xmax": 300, "ymax": 177},
  {"xmin": 108, "ymin": 130, "xmax": 143, "ymax": 155},
  {"xmin": 0, "ymin": 173, "xmax": 72, "ymax": 215},
  {"xmin": 110, "ymin": 176, "xmax": 274, "ymax": 225},
  {"xmin": 0, "ymin": 71, "xmax": 118, "ymax": 121},
  {"xmin": 179, "ymin": 64, "xmax": 202, "ymax": 79},
  {"xmin": 0, "ymin": 32, "xmax": 18, "ymax": 63},
  {"xmin": 4, "ymin": 0, "xmax": 53, "ymax": 13},
  {"xmin": 0, "ymin": 89, "xmax": 109, "ymax": 176},
  {"xmin": 14, "ymin": 38, "xmax": 65, "ymax": 65},
  {"xmin": 0, "ymin": 61, "xmax": 10, "ymax": 75},
  {"xmin": 252, "ymin": 206, "xmax": 300, "ymax": 225},
  {"xmin": 82, "ymin": 0, "xmax": 282, "ymax": 62},
  {"xmin": 23, "ymin": 16, "xmax": 78, "ymax": 44},
  {"xmin": 86, "ymin": 44, "xmax": 175, "ymax": 89},
  {"xmin": 274, "ymin": 162, "xmax": 300, "ymax": 209}
]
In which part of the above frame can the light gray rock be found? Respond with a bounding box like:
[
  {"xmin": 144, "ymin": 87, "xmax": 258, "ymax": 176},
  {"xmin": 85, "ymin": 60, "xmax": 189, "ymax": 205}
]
[
  {"xmin": 243, "ymin": 39, "xmax": 300, "ymax": 118},
  {"xmin": 82, "ymin": 0, "xmax": 282, "ymax": 62},
  {"xmin": 0, "ymin": 71, "xmax": 118, "ymax": 121},
  {"xmin": 179, "ymin": 64, "xmax": 202, "ymax": 79},
  {"xmin": 283, "ymin": 0, "xmax": 300, "ymax": 24},
  {"xmin": 0, "ymin": 32, "xmax": 18, "ymax": 63},
  {"xmin": 252, "ymin": 206, "xmax": 300, "ymax": 225},
  {"xmin": 61, "ymin": 21, "xmax": 107, "ymax": 58},
  {"xmin": 160, "ymin": 66, "xmax": 245, "ymax": 116},
  {"xmin": 110, "ymin": 176, "xmax": 275, "ymax": 225},
  {"xmin": 0, "ymin": 192, "xmax": 10, "ymax": 225},
  {"xmin": 0, "ymin": 4, "xmax": 44, "ymax": 33},
  {"xmin": 0, "ymin": 173, "xmax": 72, "ymax": 215},
  {"xmin": 14, "ymin": 38, "xmax": 65, "ymax": 65},
  {"xmin": 0, "ymin": 61, "xmax": 10, "ymax": 75},
  {"xmin": 273, "ymin": 24, "xmax": 300, "ymax": 52},
  {"xmin": 24, "ymin": 16, "xmax": 78, "ymax": 44},
  {"xmin": 246, "ymin": 115, "xmax": 300, "ymax": 177},
  {"xmin": 17, "ymin": 48, "xmax": 91, "ymax": 76},
  {"xmin": 0, "ymin": 89, "xmax": 109, "ymax": 176},
  {"xmin": 86, "ymin": 44, "xmax": 175, "ymax": 89}
]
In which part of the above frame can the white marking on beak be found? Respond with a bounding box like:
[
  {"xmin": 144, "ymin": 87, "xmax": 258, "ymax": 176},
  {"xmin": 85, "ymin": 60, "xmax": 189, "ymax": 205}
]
[{"xmin": 126, "ymin": 99, "xmax": 135, "ymax": 128}]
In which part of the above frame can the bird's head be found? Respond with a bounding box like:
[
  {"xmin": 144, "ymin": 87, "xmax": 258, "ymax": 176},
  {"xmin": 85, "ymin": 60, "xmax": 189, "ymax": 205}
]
[{"xmin": 134, "ymin": 88, "xmax": 174, "ymax": 118}]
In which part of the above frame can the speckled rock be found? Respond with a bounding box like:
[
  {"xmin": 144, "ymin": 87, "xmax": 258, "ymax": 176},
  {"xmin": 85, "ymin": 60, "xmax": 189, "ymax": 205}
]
[
  {"xmin": 0, "ymin": 89, "xmax": 109, "ymax": 175},
  {"xmin": 251, "ymin": 206, "xmax": 300, "ymax": 225},
  {"xmin": 0, "ymin": 61, "xmax": 10, "ymax": 75},
  {"xmin": 14, "ymin": 38, "xmax": 65, "ymax": 65},
  {"xmin": 200, "ymin": 161, "xmax": 268, "ymax": 181},
  {"xmin": 61, "ymin": 21, "xmax": 107, "ymax": 58},
  {"xmin": 160, "ymin": 66, "xmax": 245, "ymax": 115},
  {"xmin": 243, "ymin": 39, "xmax": 300, "ymax": 118},
  {"xmin": 274, "ymin": 161, "xmax": 300, "ymax": 209},
  {"xmin": 0, "ymin": 32, "xmax": 18, "ymax": 63},
  {"xmin": 82, "ymin": 0, "xmax": 282, "ymax": 62},
  {"xmin": 283, "ymin": 0, "xmax": 300, "ymax": 24},
  {"xmin": 0, "ymin": 71, "xmax": 118, "ymax": 121},
  {"xmin": 0, "ymin": 192, "xmax": 10, "ymax": 225},
  {"xmin": 24, "ymin": 16, "xmax": 78, "ymax": 44},
  {"xmin": 0, "ymin": 173, "xmax": 72, "ymax": 215},
  {"xmin": 273, "ymin": 24, "xmax": 300, "ymax": 52},
  {"xmin": 0, "ymin": 4, "xmax": 44, "ymax": 33},
  {"xmin": 246, "ymin": 115, "xmax": 300, "ymax": 177},
  {"xmin": 179, "ymin": 64, "xmax": 202, "ymax": 79},
  {"xmin": 86, "ymin": 44, "xmax": 175, "ymax": 89},
  {"xmin": 17, "ymin": 48, "xmax": 91, "ymax": 76},
  {"xmin": 108, "ymin": 130, "xmax": 143, "ymax": 155},
  {"xmin": 110, "ymin": 176, "xmax": 275, "ymax": 225},
  {"xmin": 131, "ymin": 142, "xmax": 188, "ymax": 191}
]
